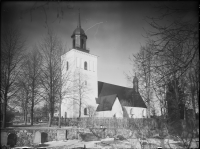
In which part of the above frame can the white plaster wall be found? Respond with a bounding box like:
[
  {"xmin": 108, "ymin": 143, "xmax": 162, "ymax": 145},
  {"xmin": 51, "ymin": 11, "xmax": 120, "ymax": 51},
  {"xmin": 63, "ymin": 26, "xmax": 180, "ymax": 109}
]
[
  {"xmin": 61, "ymin": 49, "xmax": 76, "ymax": 118},
  {"xmin": 61, "ymin": 49, "xmax": 98, "ymax": 118},
  {"xmin": 96, "ymin": 97, "xmax": 123, "ymax": 118},
  {"xmin": 96, "ymin": 111, "xmax": 113, "ymax": 117},
  {"xmin": 112, "ymin": 97, "xmax": 123, "ymax": 118},
  {"xmin": 124, "ymin": 106, "xmax": 147, "ymax": 118}
]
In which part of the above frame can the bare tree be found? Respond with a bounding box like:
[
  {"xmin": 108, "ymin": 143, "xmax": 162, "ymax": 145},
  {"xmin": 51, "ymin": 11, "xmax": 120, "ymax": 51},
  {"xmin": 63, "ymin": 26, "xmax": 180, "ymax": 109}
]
[
  {"xmin": 87, "ymin": 105, "xmax": 96, "ymax": 117},
  {"xmin": 127, "ymin": 41, "xmax": 155, "ymax": 118},
  {"xmin": 73, "ymin": 70, "xmax": 91, "ymax": 118},
  {"xmin": 14, "ymin": 77, "xmax": 30, "ymax": 125},
  {"xmin": 40, "ymin": 30, "xmax": 62, "ymax": 127},
  {"xmin": 18, "ymin": 1, "xmax": 75, "ymax": 27},
  {"xmin": 57, "ymin": 43, "xmax": 72, "ymax": 128},
  {"xmin": 140, "ymin": 4, "xmax": 199, "ymax": 148},
  {"xmin": 23, "ymin": 45, "xmax": 42, "ymax": 125},
  {"xmin": 1, "ymin": 27, "xmax": 25, "ymax": 128}
]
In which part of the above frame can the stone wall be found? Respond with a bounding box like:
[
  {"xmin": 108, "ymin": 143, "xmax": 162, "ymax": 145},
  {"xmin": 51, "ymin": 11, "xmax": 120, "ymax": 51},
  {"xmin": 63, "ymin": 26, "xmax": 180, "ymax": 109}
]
[{"xmin": 1, "ymin": 128, "xmax": 80, "ymax": 147}]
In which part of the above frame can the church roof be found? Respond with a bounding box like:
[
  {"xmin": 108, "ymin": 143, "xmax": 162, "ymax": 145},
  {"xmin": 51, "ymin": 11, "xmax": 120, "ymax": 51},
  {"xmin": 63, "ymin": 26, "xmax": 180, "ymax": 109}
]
[
  {"xmin": 71, "ymin": 9, "xmax": 87, "ymax": 38},
  {"xmin": 97, "ymin": 81, "xmax": 147, "ymax": 108},
  {"xmin": 96, "ymin": 94, "xmax": 117, "ymax": 111},
  {"xmin": 71, "ymin": 27, "xmax": 87, "ymax": 38}
]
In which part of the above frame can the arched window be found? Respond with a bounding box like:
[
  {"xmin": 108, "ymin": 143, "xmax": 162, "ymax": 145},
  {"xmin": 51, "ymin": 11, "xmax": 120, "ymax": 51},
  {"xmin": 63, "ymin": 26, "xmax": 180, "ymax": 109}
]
[
  {"xmin": 84, "ymin": 108, "xmax": 88, "ymax": 115},
  {"xmin": 66, "ymin": 61, "xmax": 69, "ymax": 71},
  {"xmin": 130, "ymin": 108, "xmax": 133, "ymax": 118},
  {"xmin": 142, "ymin": 109, "xmax": 145, "ymax": 118},
  {"xmin": 85, "ymin": 81, "xmax": 87, "ymax": 85},
  {"xmin": 130, "ymin": 108, "xmax": 133, "ymax": 114},
  {"xmin": 84, "ymin": 61, "xmax": 87, "ymax": 70}
]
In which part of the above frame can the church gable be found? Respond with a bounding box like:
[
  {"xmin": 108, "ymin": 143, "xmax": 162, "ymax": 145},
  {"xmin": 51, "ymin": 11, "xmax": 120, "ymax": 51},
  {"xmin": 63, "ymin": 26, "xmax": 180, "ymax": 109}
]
[{"xmin": 96, "ymin": 94, "xmax": 117, "ymax": 111}]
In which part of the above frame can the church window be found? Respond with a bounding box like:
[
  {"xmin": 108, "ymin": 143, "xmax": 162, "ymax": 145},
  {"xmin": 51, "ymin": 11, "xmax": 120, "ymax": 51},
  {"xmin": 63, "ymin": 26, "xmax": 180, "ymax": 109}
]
[
  {"xmin": 84, "ymin": 108, "xmax": 88, "ymax": 115},
  {"xmin": 73, "ymin": 39, "xmax": 75, "ymax": 48},
  {"xmin": 130, "ymin": 108, "xmax": 133, "ymax": 114},
  {"xmin": 84, "ymin": 61, "xmax": 87, "ymax": 70},
  {"xmin": 85, "ymin": 81, "xmax": 87, "ymax": 85},
  {"xmin": 66, "ymin": 61, "xmax": 69, "ymax": 71},
  {"xmin": 130, "ymin": 108, "xmax": 134, "ymax": 118},
  {"xmin": 81, "ymin": 38, "xmax": 84, "ymax": 48},
  {"xmin": 142, "ymin": 109, "xmax": 145, "ymax": 118}
]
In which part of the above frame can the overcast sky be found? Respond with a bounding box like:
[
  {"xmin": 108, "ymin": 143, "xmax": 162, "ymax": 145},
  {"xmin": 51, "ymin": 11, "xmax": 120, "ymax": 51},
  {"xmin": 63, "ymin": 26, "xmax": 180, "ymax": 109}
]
[{"xmin": 1, "ymin": 1, "xmax": 198, "ymax": 87}]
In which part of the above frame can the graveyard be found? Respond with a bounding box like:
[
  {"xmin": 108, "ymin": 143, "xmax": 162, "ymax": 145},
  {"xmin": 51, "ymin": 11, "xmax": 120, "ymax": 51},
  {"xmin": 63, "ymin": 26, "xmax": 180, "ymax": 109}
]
[
  {"xmin": 1, "ymin": 118, "xmax": 199, "ymax": 148},
  {"xmin": 1, "ymin": 1, "xmax": 199, "ymax": 149}
]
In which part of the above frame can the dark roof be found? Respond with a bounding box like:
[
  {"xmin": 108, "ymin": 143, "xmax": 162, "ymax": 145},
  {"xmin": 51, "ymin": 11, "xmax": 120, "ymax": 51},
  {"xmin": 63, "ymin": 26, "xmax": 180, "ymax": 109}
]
[
  {"xmin": 96, "ymin": 94, "xmax": 117, "ymax": 111},
  {"xmin": 97, "ymin": 81, "xmax": 147, "ymax": 108},
  {"xmin": 71, "ymin": 27, "xmax": 87, "ymax": 38}
]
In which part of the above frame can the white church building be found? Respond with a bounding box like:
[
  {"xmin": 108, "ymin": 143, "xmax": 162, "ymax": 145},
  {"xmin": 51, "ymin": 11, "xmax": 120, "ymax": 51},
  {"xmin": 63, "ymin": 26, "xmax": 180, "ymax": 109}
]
[{"xmin": 61, "ymin": 12, "xmax": 147, "ymax": 118}]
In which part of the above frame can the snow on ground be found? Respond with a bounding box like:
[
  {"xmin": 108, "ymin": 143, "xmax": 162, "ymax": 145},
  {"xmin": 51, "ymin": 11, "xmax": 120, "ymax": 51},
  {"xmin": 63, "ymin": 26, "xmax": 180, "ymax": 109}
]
[
  {"xmin": 12, "ymin": 138, "xmax": 199, "ymax": 149},
  {"xmin": 39, "ymin": 138, "xmax": 199, "ymax": 149}
]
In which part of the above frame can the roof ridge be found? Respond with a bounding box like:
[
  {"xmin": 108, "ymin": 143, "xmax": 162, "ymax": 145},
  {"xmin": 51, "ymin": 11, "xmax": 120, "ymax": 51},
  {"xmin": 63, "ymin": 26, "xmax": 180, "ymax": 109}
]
[
  {"xmin": 98, "ymin": 81, "xmax": 132, "ymax": 89},
  {"xmin": 99, "ymin": 94, "xmax": 117, "ymax": 98}
]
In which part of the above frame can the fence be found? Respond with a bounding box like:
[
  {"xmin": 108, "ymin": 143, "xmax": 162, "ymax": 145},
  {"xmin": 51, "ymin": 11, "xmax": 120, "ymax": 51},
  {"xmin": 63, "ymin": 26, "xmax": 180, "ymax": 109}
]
[{"xmin": 56, "ymin": 117, "xmax": 158, "ymax": 129}]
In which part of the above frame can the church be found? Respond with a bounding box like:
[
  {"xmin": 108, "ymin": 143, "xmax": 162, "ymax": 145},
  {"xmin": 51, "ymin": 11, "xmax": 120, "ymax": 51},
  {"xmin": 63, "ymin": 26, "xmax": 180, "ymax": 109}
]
[{"xmin": 61, "ymin": 12, "xmax": 147, "ymax": 118}]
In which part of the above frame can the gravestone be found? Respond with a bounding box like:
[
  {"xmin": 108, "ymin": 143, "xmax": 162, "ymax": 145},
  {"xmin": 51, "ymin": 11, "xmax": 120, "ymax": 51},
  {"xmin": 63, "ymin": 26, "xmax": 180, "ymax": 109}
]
[
  {"xmin": 57, "ymin": 130, "xmax": 67, "ymax": 141},
  {"xmin": 1, "ymin": 145, "xmax": 8, "ymax": 149},
  {"xmin": 41, "ymin": 132, "xmax": 48, "ymax": 143},
  {"xmin": 7, "ymin": 133, "xmax": 17, "ymax": 147},
  {"xmin": 33, "ymin": 131, "xmax": 41, "ymax": 144},
  {"xmin": 1, "ymin": 132, "xmax": 8, "ymax": 146}
]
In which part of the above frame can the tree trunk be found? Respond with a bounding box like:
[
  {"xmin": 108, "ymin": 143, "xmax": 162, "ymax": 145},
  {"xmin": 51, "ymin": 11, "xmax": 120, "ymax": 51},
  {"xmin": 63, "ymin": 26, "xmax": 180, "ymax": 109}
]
[
  {"xmin": 58, "ymin": 94, "xmax": 62, "ymax": 128},
  {"xmin": 31, "ymin": 102, "xmax": 34, "ymax": 125},
  {"xmin": 31, "ymin": 80, "xmax": 35, "ymax": 125},
  {"xmin": 31, "ymin": 83, "xmax": 35, "ymax": 126},
  {"xmin": 79, "ymin": 97, "xmax": 82, "ymax": 118},
  {"xmin": 48, "ymin": 112, "xmax": 52, "ymax": 127},
  {"xmin": 23, "ymin": 109, "xmax": 25, "ymax": 123},
  {"xmin": 24, "ymin": 109, "xmax": 27, "ymax": 125},
  {"xmin": 2, "ymin": 101, "xmax": 7, "ymax": 128}
]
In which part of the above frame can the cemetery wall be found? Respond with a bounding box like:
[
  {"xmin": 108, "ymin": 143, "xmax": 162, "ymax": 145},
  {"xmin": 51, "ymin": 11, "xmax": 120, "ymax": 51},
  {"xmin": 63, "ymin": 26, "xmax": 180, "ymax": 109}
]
[{"xmin": 1, "ymin": 128, "xmax": 79, "ymax": 147}]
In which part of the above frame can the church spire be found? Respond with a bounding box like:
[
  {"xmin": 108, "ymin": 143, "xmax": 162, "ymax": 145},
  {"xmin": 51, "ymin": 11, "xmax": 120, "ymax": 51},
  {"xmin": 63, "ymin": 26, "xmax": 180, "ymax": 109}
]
[
  {"xmin": 133, "ymin": 73, "xmax": 138, "ymax": 92},
  {"xmin": 78, "ymin": 8, "xmax": 81, "ymax": 28},
  {"xmin": 71, "ymin": 9, "xmax": 88, "ymax": 53}
]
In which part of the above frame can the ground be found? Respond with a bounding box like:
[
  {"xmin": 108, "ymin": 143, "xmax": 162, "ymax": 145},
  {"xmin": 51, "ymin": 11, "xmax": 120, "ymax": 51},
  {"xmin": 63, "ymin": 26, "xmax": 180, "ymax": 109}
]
[
  {"xmin": 7, "ymin": 122, "xmax": 200, "ymax": 148},
  {"xmin": 13, "ymin": 138, "xmax": 199, "ymax": 149}
]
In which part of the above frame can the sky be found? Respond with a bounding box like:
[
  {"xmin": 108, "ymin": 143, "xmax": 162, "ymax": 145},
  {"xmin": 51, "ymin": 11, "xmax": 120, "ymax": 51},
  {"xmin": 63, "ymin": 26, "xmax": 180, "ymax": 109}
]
[{"xmin": 1, "ymin": 1, "xmax": 198, "ymax": 88}]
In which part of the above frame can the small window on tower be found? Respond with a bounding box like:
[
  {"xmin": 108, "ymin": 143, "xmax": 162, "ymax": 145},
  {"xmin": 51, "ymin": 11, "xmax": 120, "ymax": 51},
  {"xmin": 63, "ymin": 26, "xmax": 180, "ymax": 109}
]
[
  {"xmin": 81, "ymin": 38, "xmax": 84, "ymax": 49},
  {"xmin": 84, "ymin": 61, "xmax": 87, "ymax": 70},
  {"xmin": 73, "ymin": 39, "xmax": 75, "ymax": 48},
  {"xmin": 66, "ymin": 61, "xmax": 69, "ymax": 71},
  {"xmin": 84, "ymin": 108, "xmax": 88, "ymax": 115}
]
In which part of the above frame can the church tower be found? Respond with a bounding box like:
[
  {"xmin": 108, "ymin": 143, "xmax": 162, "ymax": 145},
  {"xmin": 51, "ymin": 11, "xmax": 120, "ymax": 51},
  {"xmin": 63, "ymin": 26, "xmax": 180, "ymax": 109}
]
[
  {"xmin": 61, "ymin": 10, "xmax": 98, "ymax": 118},
  {"xmin": 71, "ymin": 10, "xmax": 89, "ymax": 53}
]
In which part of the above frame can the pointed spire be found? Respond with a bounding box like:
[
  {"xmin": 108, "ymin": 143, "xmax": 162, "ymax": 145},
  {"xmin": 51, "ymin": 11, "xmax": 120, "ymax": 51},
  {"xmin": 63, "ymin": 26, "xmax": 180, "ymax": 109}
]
[
  {"xmin": 78, "ymin": 8, "xmax": 81, "ymax": 28},
  {"xmin": 133, "ymin": 73, "xmax": 138, "ymax": 82},
  {"xmin": 133, "ymin": 72, "xmax": 138, "ymax": 92}
]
